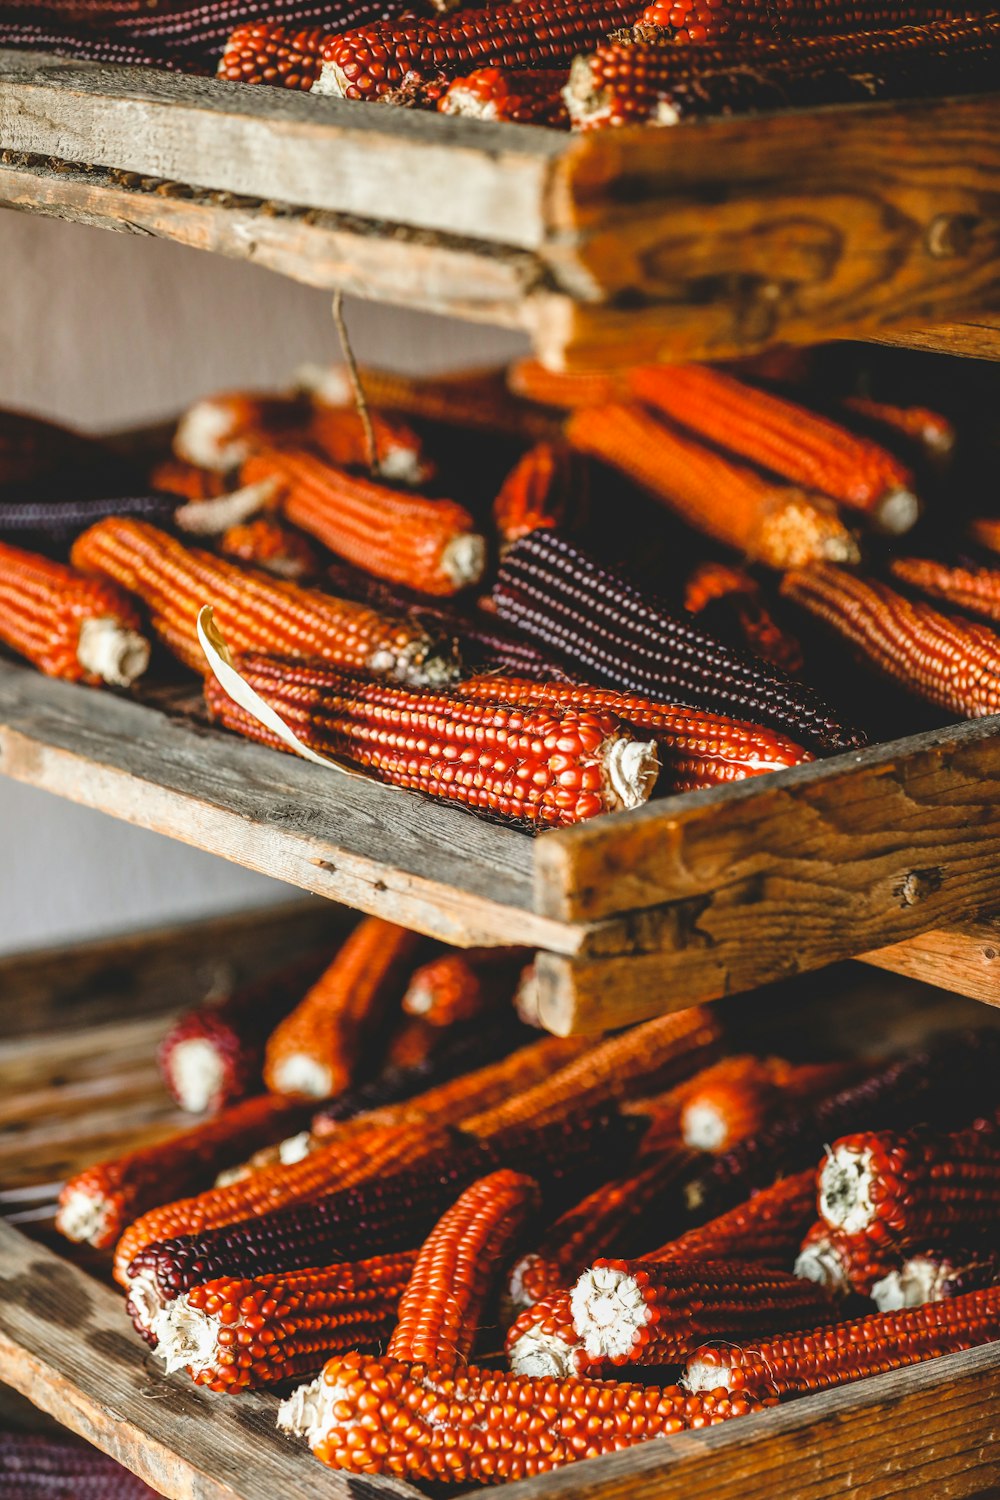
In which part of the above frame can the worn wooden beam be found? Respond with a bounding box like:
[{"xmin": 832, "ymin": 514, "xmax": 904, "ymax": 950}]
[
  {"xmin": 859, "ymin": 916, "xmax": 1000, "ymax": 1007},
  {"xmin": 866, "ymin": 316, "xmax": 1000, "ymax": 362}
]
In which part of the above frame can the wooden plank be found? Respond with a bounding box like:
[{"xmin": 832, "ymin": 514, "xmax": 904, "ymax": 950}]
[
  {"xmin": 866, "ymin": 316, "xmax": 1000, "ymax": 362},
  {"xmin": 860, "ymin": 916, "xmax": 1000, "ymax": 1007},
  {"xmin": 0, "ymin": 661, "xmax": 577, "ymax": 953}
]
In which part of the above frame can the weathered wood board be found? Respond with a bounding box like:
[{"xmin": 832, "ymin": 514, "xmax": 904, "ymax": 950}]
[{"xmin": 860, "ymin": 916, "xmax": 1000, "ymax": 1008}]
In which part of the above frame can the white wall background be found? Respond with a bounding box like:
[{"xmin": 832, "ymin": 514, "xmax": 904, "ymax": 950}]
[{"xmin": 0, "ymin": 208, "xmax": 529, "ymax": 956}]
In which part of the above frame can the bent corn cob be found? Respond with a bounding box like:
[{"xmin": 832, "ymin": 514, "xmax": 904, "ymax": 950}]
[
  {"xmin": 0, "ymin": 539, "xmax": 149, "ymax": 686},
  {"xmin": 794, "ymin": 1220, "xmax": 899, "ymax": 1299},
  {"xmin": 217, "ymin": 22, "xmax": 327, "ymax": 88},
  {"xmin": 566, "ymin": 403, "xmax": 860, "ymax": 567},
  {"xmin": 492, "ymin": 442, "xmax": 576, "ymax": 550},
  {"xmin": 507, "ymin": 1289, "xmax": 586, "ymax": 1377},
  {"xmin": 782, "ymin": 566, "xmax": 1000, "ymax": 718},
  {"xmin": 205, "ymin": 653, "xmax": 659, "ymax": 828},
  {"xmin": 155, "ymin": 1252, "xmax": 416, "ymax": 1390},
  {"xmin": 242, "ymin": 448, "xmax": 486, "ymax": 596},
  {"xmin": 388, "ymin": 1170, "xmax": 539, "ymax": 1370},
  {"xmin": 0, "ymin": 1433, "xmax": 160, "ymax": 1500},
  {"xmin": 680, "ymin": 1057, "xmax": 854, "ymax": 1153},
  {"xmin": 637, "ymin": 0, "xmax": 976, "ymax": 44},
  {"xmin": 71, "ymin": 518, "xmax": 456, "ymax": 684},
  {"xmin": 439, "ymin": 66, "xmax": 569, "ymax": 124},
  {"xmin": 402, "ymin": 947, "xmax": 528, "ymax": 1027},
  {"xmin": 219, "ymin": 515, "xmax": 319, "ymax": 580},
  {"xmin": 56, "ymin": 1093, "xmax": 315, "ymax": 1249},
  {"xmin": 872, "ymin": 1248, "xmax": 1000, "ymax": 1312},
  {"xmin": 264, "ymin": 918, "xmax": 421, "ymax": 1098},
  {"xmin": 571, "ymin": 1258, "xmax": 833, "ymax": 1366},
  {"xmin": 648, "ymin": 1167, "xmax": 818, "ymax": 1266},
  {"xmin": 493, "ymin": 530, "xmax": 864, "ymax": 752},
  {"xmin": 684, "ymin": 561, "xmax": 804, "ymax": 674},
  {"xmin": 819, "ymin": 1124, "xmax": 1000, "ymax": 1251},
  {"xmin": 890, "ymin": 555, "xmax": 1000, "ymax": 625},
  {"xmin": 278, "ymin": 1351, "xmax": 767, "ymax": 1480},
  {"xmin": 685, "ymin": 1286, "xmax": 1000, "ymax": 1399}
]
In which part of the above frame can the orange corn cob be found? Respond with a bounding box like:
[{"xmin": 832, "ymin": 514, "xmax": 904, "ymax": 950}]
[
  {"xmin": 639, "ymin": 0, "xmax": 973, "ymax": 42},
  {"xmin": 454, "ymin": 675, "xmax": 813, "ymax": 791},
  {"xmin": 819, "ymin": 1124, "xmax": 1000, "ymax": 1252},
  {"xmin": 217, "ymin": 22, "xmax": 328, "ymax": 89},
  {"xmin": 571, "ymin": 1258, "xmax": 834, "ymax": 1367},
  {"xmin": 0, "ymin": 539, "xmax": 149, "ymax": 686},
  {"xmin": 628, "ymin": 365, "xmax": 918, "ymax": 532},
  {"xmin": 685, "ymin": 1286, "xmax": 1000, "ymax": 1399},
  {"xmin": 841, "ymin": 395, "xmax": 955, "ymax": 465},
  {"xmin": 781, "ymin": 566, "xmax": 1000, "ymax": 719},
  {"xmin": 263, "ymin": 918, "xmax": 422, "ymax": 1098},
  {"xmin": 242, "ymin": 449, "xmax": 486, "ymax": 596},
  {"xmin": 219, "ymin": 516, "xmax": 319, "ymax": 580},
  {"xmin": 150, "ymin": 457, "xmax": 229, "ymax": 502},
  {"xmin": 506, "ymin": 1289, "xmax": 586, "ymax": 1377},
  {"xmin": 155, "ymin": 1251, "xmax": 416, "ymax": 1390},
  {"xmin": 967, "ymin": 518, "xmax": 1000, "ymax": 557},
  {"xmin": 173, "ymin": 391, "xmax": 305, "ymax": 472},
  {"xmin": 56, "ymin": 1093, "xmax": 315, "ymax": 1250},
  {"xmin": 507, "ymin": 358, "xmax": 627, "ymax": 409},
  {"xmin": 297, "ymin": 363, "xmax": 558, "ymax": 442},
  {"xmin": 70, "ymin": 519, "xmax": 456, "ymax": 684},
  {"xmin": 383, "ymin": 1015, "xmax": 441, "ymax": 1071},
  {"xmin": 204, "ymin": 654, "xmax": 659, "ymax": 828},
  {"xmin": 566, "ymin": 404, "xmax": 859, "ymax": 569},
  {"xmin": 794, "ymin": 1220, "xmax": 900, "ymax": 1299},
  {"xmin": 647, "ymin": 1167, "xmax": 818, "ymax": 1266},
  {"xmin": 401, "ymin": 947, "xmax": 528, "ymax": 1027},
  {"xmin": 683, "ymin": 561, "xmax": 805, "ymax": 674},
  {"xmin": 461, "ymin": 1006, "xmax": 723, "ymax": 1137},
  {"xmin": 680, "ymin": 1057, "xmax": 853, "ymax": 1153},
  {"xmin": 438, "ymin": 66, "xmax": 569, "ymax": 124},
  {"xmin": 308, "ymin": 406, "xmax": 433, "ymax": 487},
  {"xmin": 492, "ymin": 442, "xmax": 576, "ymax": 551},
  {"xmin": 278, "ymin": 1351, "xmax": 768, "ymax": 1480},
  {"xmin": 890, "ymin": 556, "xmax": 1000, "ymax": 624},
  {"xmin": 388, "ymin": 1170, "xmax": 540, "ymax": 1371}
]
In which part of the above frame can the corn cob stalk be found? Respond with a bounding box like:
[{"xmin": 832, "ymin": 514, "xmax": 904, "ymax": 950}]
[
  {"xmin": 637, "ymin": 0, "xmax": 977, "ymax": 45},
  {"xmin": 219, "ymin": 516, "xmax": 319, "ymax": 581},
  {"xmin": 217, "ymin": 22, "xmax": 328, "ymax": 88},
  {"xmin": 492, "ymin": 442, "xmax": 576, "ymax": 551},
  {"xmin": 56, "ymin": 1092, "xmax": 315, "ymax": 1250},
  {"xmin": 263, "ymin": 918, "xmax": 421, "ymax": 1099},
  {"xmin": 890, "ymin": 555, "xmax": 1000, "ymax": 625},
  {"xmin": 242, "ymin": 449, "xmax": 486, "ymax": 596},
  {"xmin": 506, "ymin": 358, "xmax": 627, "ymax": 409},
  {"xmin": 439, "ymin": 66, "xmax": 569, "ymax": 124},
  {"xmin": 0, "ymin": 539, "xmax": 150, "ymax": 686},
  {"xmin": 0, "ymin": 1433, "xmax": 161, "ymax": 1500},
  {"xmin": 680, "ymin": 1057, "xmax": 854, "ymax": 1153},
  {"xmin": 819, "ymin": 1123, "xmax": 1000, "ymax": 1251},
  {"xmin": 566, "ymin": 403, "xmax": 860, "ymax": 567},
  {"xmin": 205, "ymin": 653, "xmax": 659, "ymax": 828},
  {"xmin": 506, "ymin": 1288, "xmax": 587, "ymax": 1377},
  {"xmin": 154, "ymin": 1251, "xmax": 417, "ymax": 1390},
  {"xmin": 401, "ymin": 947, "xmax": 528, "ymax": 1027},
  {"xmin": 841, "ymin": 395, "xmax": 956, "ymax": 466},
  {"xmin": 461, "ymin": 1006, "xmax": 723, "ymax": 1136},
  {"xmin": 317, "ymin": 0, "xmax": 645, "ymax": 100},
  {"xmin": 493, "ymin": 531, "xmax": 864, "ymax": 753},
  {"xmin": 794, "ymin": 1220, "xmax": 900, "ymax": 1299},
  {"xmin": 872, "ymin": 1248, "xmax": 1000, "ymax": 1312},
  {"xmin": 388, "ymin": 1170, "xmax": 540, "ymax": 1370},
  {"xmin": 278, "ymin": 1351, "xmax": 767, "ymax": 1480},
  {"xmin": 685, "ymin": 1286, "xmax": 1000, "ymax": 1400},
  {"xmin": 684, "ymin": 561, "xmax": 804, "ymax": 674},
  {"xmin": 173, "ymin": 392, "xmax": 305, "ymax": 472},
  {"xmin": 309, "ymin": 405, "xmax": 433, "ymax": 487},
  {"xmin": 71, "ymin": 519, "xmax": 457, "ymax": 684},
  {"xmin": 782, "ymin": 566, "xmax": 1000, "ymax": 719},
  {"xmin": 571, "ymin": 1258, "xmax": 833, "ymax": 1367},
  {"xmin": 648, "ymin": 1166, "xmax": 818, "ymax": 1266}
]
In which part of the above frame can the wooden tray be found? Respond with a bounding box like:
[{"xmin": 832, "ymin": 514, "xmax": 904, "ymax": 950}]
[
  {"xmin": 0, "ymin": 53, "xmax": 997, "ymax": 367},
  {"xmin": 3, "ymin": 909, "xmax": 1000, "ymax": 1500}
]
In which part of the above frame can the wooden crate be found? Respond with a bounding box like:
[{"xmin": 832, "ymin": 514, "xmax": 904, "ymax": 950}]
[
  {"xmin": 3, "ymin": 909, "xmax": 1000, "ymax": 1500},
  {"xmin": 0, "ymin": 53, "xmax": 997, "ymax": 367}
]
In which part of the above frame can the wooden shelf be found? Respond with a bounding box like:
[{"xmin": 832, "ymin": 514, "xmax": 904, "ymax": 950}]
[
  {"xmin": 0, "ymin": 52, "xmax": 997, "ymax": 366},
  {"xmin": 6, "ymin": 659, "xmax": 1000, "ymax": 1032}
]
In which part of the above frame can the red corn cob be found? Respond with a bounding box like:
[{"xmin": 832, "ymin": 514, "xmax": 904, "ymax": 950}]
[
  {"xmin": 439, "ymin": 66, "xmax": 569, "ymax": 125},
  {"xmin": 401, "ymin": 947, "xmax": 527, "ymax": 1027},
  {"xmin": 0, "ymin": 1433, "xmax": 160, "ymax": 1500},
  {"xmin": 205, "ymin": 653, "xmax": 659, "ymax": 828},
  {"xmin": 647, "ymin": 1167, "xmax": 818, "ymax": 1266},
  {"xmin": 566, "ymin": 404, "xmax": 859, "ymax": 568},
  {"xmin": 680, "ymin": 1057, "xmax": 854, "ymax": 1153},
  {"xmin": 56, "ymin": 1092, "xmax": 315, "ymax": 1249},
  {"xmin": 278, "ymin": 1351, "xmax": 768, "ymax": 1480},
  {"xmin": 309, "ymin": 405, "xmax": 433, "ymax": 487},
  {"xmin": 317, "ymin": 0, "xmax": 644, "ymax": 100},
  {"xmin": 872, "ymin": 1248, "xmax": 1000, "ymax": 1312},
  {"xmin": 383, "ymin": 1015, "xmax": 442, "ymax": 1071},
  {"xmin": 461, "ymin": 1006, "xmax": 723, "ymax": 1136},
  {"xmin": 70, "ymin": 518, "xmax": 456, "ymax": 684},
  {"xmin": 0, "ymin": 539, "xmax": 149, "ymax": 686},
  {"xmin": 781, "ymin": 566, "xmax": 1000, "ymax": 719},
  {"xmin": 492, "ymin": 442, "xmax": 576, "ymax": 551},
  {"xmin": 388, "ymin": 1170, "xmax": 540, "ymax": 1370},
  {"xmin": 155, "ymin": 1251, "xmax": 416, "ymax": 1390},
  {"xmin": 506, "ymin": 1288, "xmax": 587, "ymax": 1377},
  {"xmin": 967, "ymin": 518, "xmax": 1000, "ymax": 557},
  {"xmin": 506, "ymin": 358, "xmax": 627, "ymax": 409},
  {"xmin": 637, "ymin": 0, "xmax": 974, "ymax": 45},
  {"xmin": 297, "ymin": 363, "xmax": 558, "ymax": 442},
  {"xmin": 263, "ymin": 919, "xmax": 421, "ymax": 1099},
  {"xmin": 628, "ymin": 365, "xmax": 918, "ymax": 531},
  {"xmin": 890, "ymin": 555, "xmax": 1000, "ymax": 625},
  {"xmin": 685, "ymin": 1286, "xmax": 1000, "ymax": 1399},
  {"xmin": 794, "ymin": 1220, "xmax": 900, "ymax": 1298},
  {"xmin": 571, "ymin": 1258, "xmax": 834, "ymax": 1367},
  {"xmin": 217, "ymin": 22, "xmax": 328, "ymax": 89},
  {"xmin": 219, "ymin": 516, "xmax": 319, "ymax": 581},
  {"xmin": 173, "ymin": 392, "xmax": 306, "ymax": 472},
  {"xmin": 819, "ymin": 1123, "xmax": 1000, "ymax": 1252},
  {"xmin": 150, "ymin": 456, "xmax": 229, "ymax": 502},
  {"xmin": 841, "ymin": 395, "xmax": 956, "ymax": 465},
  {"xmin": 242, "ymin": 449, "xmax": 486, "ymax": 596},
  {"xmin": 684, "ymin": 561, "xmax": 804, "ymax": 674}
]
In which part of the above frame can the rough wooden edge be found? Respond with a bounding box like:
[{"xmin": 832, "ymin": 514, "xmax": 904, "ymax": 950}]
[{"xmin": 859, "ymin": 916, "xmax": 1000, "ymax": 1007}]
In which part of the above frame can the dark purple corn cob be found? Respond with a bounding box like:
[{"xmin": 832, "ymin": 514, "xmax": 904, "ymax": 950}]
[
  {"xmin": 0, "ymin": 20, "xmax": 181, "ymax": 67},
  {"xmin": 492, "ymin": 529, "xmax": 864, "ymax": 753},
  {"xmin": 0, "ymin": 1433, "xmax": 160, "ymax": 1499},
  {"xmin": 0, "ymin": 494, "xmax": 181, "ymax": 555},
  {"xmin": 125, "ymin": 1108, "xmax": 641, "ymax": 1337},
  {"xmin": 124, "ymin": 0, "xmax": 415, "ymax": 70}
]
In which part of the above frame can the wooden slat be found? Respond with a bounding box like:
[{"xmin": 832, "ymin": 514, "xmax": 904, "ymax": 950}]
[
  {"xmin": 867, "ymin": 316, "xmax": 1000, "ymax": 361},
  {"xmin": 860, "ymin": 916, "xmax": 1000, "ymax": 1007}
]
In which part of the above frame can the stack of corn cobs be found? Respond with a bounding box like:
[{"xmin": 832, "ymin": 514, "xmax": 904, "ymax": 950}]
[
  {"xmin": 1, "ymin": 350, "xmax": 998, "ymax": 830},
  {"xmin": 51, "ymin": 921, "xmax": 1000, "ymax": 1483},
  {"xmin": 0, "ymin": 0, "xmax": 997, "ymax": 130}
]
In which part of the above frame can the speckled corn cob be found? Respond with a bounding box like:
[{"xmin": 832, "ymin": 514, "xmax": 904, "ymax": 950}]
[
  {"xmin": 278, "ymin": 1351, "xmax": 768, "ymax": 1480},
  {"xmin": 493, "ymin": 531, "xmax": 863, "ymax": 753},
  {"xmin": 402, "ymin": 947, "xmax": 528, "ymax": 1027},
  {"xmin": 636, "ymin": 0, "xmax": 978, "ymax": 44},
  {"xmin": 782, "ymin": 565, "xmax": 1000, "ymax": 719},
  {"xmin": 388, "ymin": 1170, "xmax": 540, "ymax": 1370},
  {"xmin": 439, "ymin": 66, "xmax": 569, "ymax": 124},
  {"xmin": 648, "ymin": 1167, "xmax": 818, "ymax": 1266},
  {"xmin": 154, "ymin": 1251, "xmax": 416, "ymax": 1390},
  {"xmin": 873, "ymin": 1248, "xmax": 1000, "ymax": 1312},
  {"xmin": 506, "ymin": 1288, "xmax": 586, "ymax": 1376},
  {"xmin": 794, "ymin": 1220, "xmax": 900, "ymax": 1299},
  {"xmin": 71, "ymin": 519, "xmax": 457, "ymax": 684},
  {"xmin": 263, "ymin": 919, "xmax": 421, "ymax": 1099},
  {"xmin": 685, "ymin": 1286, "xmax": 1000, "ymax": 1399},
  {"xmin": 684, "ymin": 561, "xmax": 804, "ymax": 674},
  {"xmin": 217, "ymin": 22, "xmax": 327, "ymax": 88},
  {"xmin": 0, "ymin": 1433, "xmax": 161, "ymax": 1499}
]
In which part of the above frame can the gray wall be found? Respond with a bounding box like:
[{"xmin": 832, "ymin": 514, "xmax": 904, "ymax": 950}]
[{"xmin": 0, "ymin": 209, "xmax": 529, "ymax": 955}]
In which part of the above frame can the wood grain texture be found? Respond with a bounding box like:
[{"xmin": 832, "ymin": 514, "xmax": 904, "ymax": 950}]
[
  {"xmin": 860, "ymin": 916, "xmax": 1000, "ymax": 1007},
  {"xmin": 867, "ymin": 316, "xmax": 1000, "ymax": 361}
]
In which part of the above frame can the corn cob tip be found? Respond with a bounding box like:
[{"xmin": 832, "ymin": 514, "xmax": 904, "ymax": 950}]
[
  {"xmin": 442, "ymin": 532, "xmax": 488, "ymax": 589},
  {"xmin": 508, "ymin": 1326, "xmax": 581, "ymax": 1378},
  {"xmin": 871, "ymin": 1262, "xmax": 932, "ymax": 1313},
  {"xmin": 871, "ymin": 486, "xmax": 921, "ymax": 537},
  {"xmin": 153, "ymin": 1299, "xmax": 217, "ymax": 1375},
  {"xmin": 794, "ymin": 1234, "xmax": 851, "ymax": 1296},
  {"xmin": 603, "ymin": 735, "xmax": 660, "ymax": 811},
  {"xmin": 76, "ymin": 616, "xmax": 150, "ymax": 687},
  {"xmin": 375, "ymin": 637, "xmax": 461, "ymax": 687},
  {"xmin": 757, "ymin": 490, "xmax": 861, "ymax": 570},
  {"xmin": 174, "ymin": 399, "xmax": 254, "ymax": 473},
  {"xmin": 169, "ymin": 1038, "xmax": 227, "ymax": 1115},
  {"xmin": 277, "ymin": 1371, "xmax": 330, "ymax": 1443},
  {"xmin": 313, "ymin": 61, "xmax": 349, "ymax": 97},
  {"xmin": 683, "ymin": 1345, "xmax": 750, "ymax": 1396},
  {"xmin": 819, "ymin": 1141, "xmax": 876, "ymax": 1235},
  {"xmin": 569, "ymin": 1264, "xmax": 645, "ymax": 1363},
  {"xmin": 55, "ymin": 1187, "xmax": 111, "ymax": 1246},
  {"xmin": 174, "ymin": 478, "xmax": 280, "ymax": 537}
]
